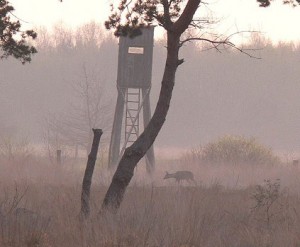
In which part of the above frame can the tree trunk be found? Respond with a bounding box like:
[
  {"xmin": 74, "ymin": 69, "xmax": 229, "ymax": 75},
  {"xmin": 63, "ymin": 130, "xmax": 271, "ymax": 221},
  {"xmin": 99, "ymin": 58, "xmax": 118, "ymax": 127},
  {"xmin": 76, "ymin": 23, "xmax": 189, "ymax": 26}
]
[
  {"xmin": 81, "ymin": 128, "xmax": 103, "ymax": 218},
  {"xmin": 101, "ymin": 32, "xmax": 181, "ymax": 213}
]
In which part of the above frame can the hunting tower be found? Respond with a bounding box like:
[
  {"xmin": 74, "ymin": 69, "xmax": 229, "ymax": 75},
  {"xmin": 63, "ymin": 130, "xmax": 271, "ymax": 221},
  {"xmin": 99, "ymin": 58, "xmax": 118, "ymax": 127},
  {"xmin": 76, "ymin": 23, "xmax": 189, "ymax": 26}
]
[{"xmin": 108, "ymin": 27, "xmax": 155, "ymax": 173}]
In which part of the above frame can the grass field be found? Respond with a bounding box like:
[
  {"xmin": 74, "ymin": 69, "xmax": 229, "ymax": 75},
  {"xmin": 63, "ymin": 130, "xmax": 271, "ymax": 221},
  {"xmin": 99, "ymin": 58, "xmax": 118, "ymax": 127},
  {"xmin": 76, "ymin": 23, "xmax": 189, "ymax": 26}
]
[{"xmin": 1, "ymin": 156, "xmax": 300, "ymax": 247}]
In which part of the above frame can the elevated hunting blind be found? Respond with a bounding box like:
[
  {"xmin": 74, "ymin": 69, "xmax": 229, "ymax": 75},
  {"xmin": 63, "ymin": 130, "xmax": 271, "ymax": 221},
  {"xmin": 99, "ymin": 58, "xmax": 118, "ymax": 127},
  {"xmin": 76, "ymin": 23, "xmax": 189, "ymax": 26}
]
[{"xmin": 108, "ymin": 27, "xmax": 155, "ymax": 173}]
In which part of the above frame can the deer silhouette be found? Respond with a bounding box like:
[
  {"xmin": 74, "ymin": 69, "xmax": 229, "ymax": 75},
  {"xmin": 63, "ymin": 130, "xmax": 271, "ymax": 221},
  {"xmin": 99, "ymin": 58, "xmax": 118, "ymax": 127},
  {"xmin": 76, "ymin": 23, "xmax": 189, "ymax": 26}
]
[{"xmin": 163, "ymin": 171, "xmax": 196, "ymax": 184}]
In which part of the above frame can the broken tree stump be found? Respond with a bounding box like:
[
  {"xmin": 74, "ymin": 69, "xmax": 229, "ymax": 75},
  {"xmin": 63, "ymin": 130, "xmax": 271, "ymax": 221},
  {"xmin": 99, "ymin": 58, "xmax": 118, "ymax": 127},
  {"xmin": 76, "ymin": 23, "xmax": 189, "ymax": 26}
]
[{"xmin": 80, "ymin": 129, "xmax": 103, "ymax": 218}]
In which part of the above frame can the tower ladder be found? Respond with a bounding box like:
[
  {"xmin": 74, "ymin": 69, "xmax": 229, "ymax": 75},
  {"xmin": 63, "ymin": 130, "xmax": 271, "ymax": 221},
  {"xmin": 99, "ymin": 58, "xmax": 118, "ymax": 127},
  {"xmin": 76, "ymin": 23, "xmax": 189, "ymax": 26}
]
[{"xmin": 125, "ymin": 88, "xmax": 141, "ymax": 145}]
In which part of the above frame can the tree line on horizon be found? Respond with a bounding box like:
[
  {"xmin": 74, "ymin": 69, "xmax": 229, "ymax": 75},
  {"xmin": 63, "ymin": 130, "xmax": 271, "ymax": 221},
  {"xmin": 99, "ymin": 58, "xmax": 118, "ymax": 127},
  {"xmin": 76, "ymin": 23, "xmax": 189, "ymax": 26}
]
[{"xmin": 0, "ymin": 22, "xmax": 300, "ymax": 154}]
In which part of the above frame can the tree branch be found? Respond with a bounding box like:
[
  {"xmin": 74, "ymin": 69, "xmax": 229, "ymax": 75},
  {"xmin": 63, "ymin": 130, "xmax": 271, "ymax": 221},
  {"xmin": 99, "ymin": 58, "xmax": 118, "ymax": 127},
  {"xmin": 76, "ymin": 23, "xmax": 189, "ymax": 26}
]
[
  {"xmin": 172, "ymin": 0, "xmax": 201, "ymax": 34},
  {"xmin": 161, "ymin": 0, "xmax": 172, "ymax": 29},
  {"xmin": 180, "ymin": 35, "xmax": 261, "ymax": 59}
]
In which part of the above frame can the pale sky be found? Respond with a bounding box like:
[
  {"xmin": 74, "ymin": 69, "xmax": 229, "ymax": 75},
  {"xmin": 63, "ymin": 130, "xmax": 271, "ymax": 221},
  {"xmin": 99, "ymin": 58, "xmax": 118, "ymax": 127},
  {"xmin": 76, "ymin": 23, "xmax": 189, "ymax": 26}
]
[{"xmin": 9, "ymin": 0, "xmax": 300, "ymax": 44}]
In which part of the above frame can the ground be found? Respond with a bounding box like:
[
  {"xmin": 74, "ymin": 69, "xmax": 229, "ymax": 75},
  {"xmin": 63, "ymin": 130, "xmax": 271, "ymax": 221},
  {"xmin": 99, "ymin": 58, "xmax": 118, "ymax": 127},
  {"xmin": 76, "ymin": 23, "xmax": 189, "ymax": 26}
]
[{"xmin": 0, "ymin": 157, "xmax": 300, "ymax": 247}]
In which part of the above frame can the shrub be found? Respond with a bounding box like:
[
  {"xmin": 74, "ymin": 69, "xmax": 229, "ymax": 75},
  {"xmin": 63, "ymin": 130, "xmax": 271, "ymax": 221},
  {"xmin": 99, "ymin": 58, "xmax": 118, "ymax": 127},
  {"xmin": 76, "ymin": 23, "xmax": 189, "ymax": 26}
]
[
  {"xmin": 251, "ymin": 179, "xmax": 281, "ymax": 225},
  {"xmin": 186, "ymin": 135, "xmax": 280, "ymax": 166}
]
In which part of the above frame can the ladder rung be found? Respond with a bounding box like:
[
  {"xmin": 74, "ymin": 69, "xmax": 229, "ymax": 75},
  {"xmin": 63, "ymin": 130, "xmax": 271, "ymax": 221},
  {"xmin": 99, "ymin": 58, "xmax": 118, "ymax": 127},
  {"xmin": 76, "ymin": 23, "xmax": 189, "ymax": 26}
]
[
  {"xmin": 125, "ymin": 131, "xmax": 139, "ymax": 134},
  {"xmin": 127, "ymin": 100, "xmax": 140, "ymax": 103},
  {"xmin": 125, "ymin": 125, "xmax": 139, "ymax": 128},
  {"xmin": 126, "ymin": 132, "xmax": 138, "ymax": 135},
  {"xmin": 126, "ymin": 131, "xmax": 138, "ymax": 134},
  {"xmin": 127, "ymin": 93, "xmax": 140, "ymax": 95},
  {"xmin": 126, "ymin": 124, "xmax": 139, "ymax": 127},
  {"xmin": 126, "ymin": 118, "xmax": 139, "ymax": 121},
  {"xmin": 125, "ymin": 130, "xmax": 139, "ymax": 133},
  {"xmin": 127, "ymin": 108, "xmax": 139, "ymax": 111}
]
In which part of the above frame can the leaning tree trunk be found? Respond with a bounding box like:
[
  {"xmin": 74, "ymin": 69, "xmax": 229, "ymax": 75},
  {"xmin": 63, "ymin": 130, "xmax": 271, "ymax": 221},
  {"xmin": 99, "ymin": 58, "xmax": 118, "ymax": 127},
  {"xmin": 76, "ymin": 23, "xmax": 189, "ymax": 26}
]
[
  {"xmin": 81, "ymin": 128, "xmax": 103, "ymax": 218},
  {"xmin": 101, "ymin": 32, "xmax": 181, "ymax": 213},
  {"xmin": 101, "ymin": 0, "xmax": 200, "ymax": 213}
]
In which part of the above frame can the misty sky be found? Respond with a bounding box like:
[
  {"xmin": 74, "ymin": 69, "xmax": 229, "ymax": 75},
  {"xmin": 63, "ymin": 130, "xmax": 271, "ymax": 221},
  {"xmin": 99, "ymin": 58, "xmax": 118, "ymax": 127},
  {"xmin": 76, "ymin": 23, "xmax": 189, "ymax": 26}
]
[{"xmin": 9, "ymin": 0, "xmax": 300, "ymax": 43}]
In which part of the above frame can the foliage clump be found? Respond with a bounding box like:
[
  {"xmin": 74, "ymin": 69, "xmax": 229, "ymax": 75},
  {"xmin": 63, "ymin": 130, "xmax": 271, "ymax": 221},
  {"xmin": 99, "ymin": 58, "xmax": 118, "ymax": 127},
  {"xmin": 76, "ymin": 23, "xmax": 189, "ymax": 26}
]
[
  {"xmin": 0, "ymin": 0, "xmax": 37, "ymax": 63},
  {"xmin": 186, "ymin": 135, "xmax": 280, "ymax": 166}
]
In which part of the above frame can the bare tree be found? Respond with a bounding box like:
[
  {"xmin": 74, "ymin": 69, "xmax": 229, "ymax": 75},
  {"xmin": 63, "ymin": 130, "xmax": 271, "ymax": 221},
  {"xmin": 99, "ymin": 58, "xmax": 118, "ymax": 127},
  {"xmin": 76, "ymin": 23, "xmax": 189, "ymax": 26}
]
[
  {"xmin": 74, "ymin": 21, "xmax": 104, "ymax": 48},
  {"xmin": 42, "ymin": 64, "xmax": 112, "ymax": 160}
]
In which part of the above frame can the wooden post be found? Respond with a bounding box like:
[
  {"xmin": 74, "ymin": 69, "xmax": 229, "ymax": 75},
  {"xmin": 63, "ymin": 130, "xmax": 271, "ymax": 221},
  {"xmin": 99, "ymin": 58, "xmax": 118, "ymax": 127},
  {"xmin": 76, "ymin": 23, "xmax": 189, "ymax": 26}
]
[
  {"xmin": 56, "ymin": 150, "xmax": 62, "ymax": 165},
  {"xmin": 74, "ymin": 144, "xmax": 78, "ymax": 160},
  {"xmin": 80, "ymin": 129, "xmax": 103, "ymax": 218}
]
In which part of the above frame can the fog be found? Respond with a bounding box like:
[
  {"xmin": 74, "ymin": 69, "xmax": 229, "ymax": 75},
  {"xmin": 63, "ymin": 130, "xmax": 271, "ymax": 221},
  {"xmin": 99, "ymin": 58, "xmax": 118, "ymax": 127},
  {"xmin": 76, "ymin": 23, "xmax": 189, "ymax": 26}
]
[
  {"xmin": 2, "ymin": 24, "xmax": 300, "ymax": 245},
  {"xmin": 1, "ymin": 23, "xmax": 300, "ymax": 157}
]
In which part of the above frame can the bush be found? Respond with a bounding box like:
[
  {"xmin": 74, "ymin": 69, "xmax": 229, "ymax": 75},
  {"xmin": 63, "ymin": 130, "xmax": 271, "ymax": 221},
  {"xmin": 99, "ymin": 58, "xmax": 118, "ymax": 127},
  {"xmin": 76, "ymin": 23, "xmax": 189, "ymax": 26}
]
[{"xmin": 186, "ymin": 135, "xmax": 280, "ymax": 166}]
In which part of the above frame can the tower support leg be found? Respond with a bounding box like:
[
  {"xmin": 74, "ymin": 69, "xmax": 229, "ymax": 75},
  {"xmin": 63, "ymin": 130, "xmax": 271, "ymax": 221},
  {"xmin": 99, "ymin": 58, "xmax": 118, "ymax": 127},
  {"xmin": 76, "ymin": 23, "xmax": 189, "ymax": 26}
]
[
  {"xmin": 108, "ymin": 88, "xmax": 125, "ymax": 169},
  {"xmin": 142, "ymin": 88, "xmax": 155, "ymax": 173}
]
